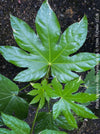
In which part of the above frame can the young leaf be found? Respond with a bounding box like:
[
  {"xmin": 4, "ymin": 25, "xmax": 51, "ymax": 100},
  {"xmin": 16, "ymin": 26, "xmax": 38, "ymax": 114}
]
[
  {"xmin": 1, "ymin": 113, "xmax": 30, "ymax": 134},
  {"xmin": 0, "ymin": 74, "xmax": 28, "ymax": 119},
  {"xmin": 51, "ymin": 78, "xmax": 98, "ymax": 128},
  {"xmin": 40, "ymin": 129, "xmax": 67, "ymax": 134},
  {"xmin": 28, "ymin": 79, "xmax": 51, "ymax": 109},
  {"xmin": 34, "ymin": 112, "xmax": 58, "ymax": 134},
  {"xmin": 85, "ymin": 68, "xmax": 100, "ymax": 95},
  {"xmin": 0, "ymin": 1, "xmax": 99, "ymax": 83}
]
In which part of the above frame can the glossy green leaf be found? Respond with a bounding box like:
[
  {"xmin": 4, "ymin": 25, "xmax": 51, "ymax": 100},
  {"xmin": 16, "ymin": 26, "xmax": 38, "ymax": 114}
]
[
  {"xmin": 0, "ymin": 74, "xmax": 28, "ymax": 119},
  {"xmin": 40, "ymin": 129, "xmax": 67, "ymax": 134},
  {"xmin": 28, "ymin": 79, "xmax": 51, "ymax": 109},
  {"xmin": 0, "ymin": 129, "xmax": 14, "ymax": 134},
  {"xmin": 0, "ymin": 1, "xmax": 98, "ymax": 83},
  {"xmin": 34, "ymin": 112, "xmax": 58, "ymax": 134},
  {"xmin": 1, "ymin": 113, "xmax": 30, "ymax": 134},
  {"xmin": 35, "ymin": 0, "xmax": 61, "ymax": 61},
  {"xmin": 0, "ymin": 116, "xmax": 4, "ymax": 127},
  {"xmin": 55, "ymin": 116, "xmax": 74, "ymax": 130},
  {"xmin": 85, "ymin": 68, "xmax": 100, "ymax": 95},
  {"xmin": 35, "ymin": 112, "xmax": 73, "ymax": 133},
  {"xmin": 51, "ymin": 78, "xmax": 98, "ymax": 128}
]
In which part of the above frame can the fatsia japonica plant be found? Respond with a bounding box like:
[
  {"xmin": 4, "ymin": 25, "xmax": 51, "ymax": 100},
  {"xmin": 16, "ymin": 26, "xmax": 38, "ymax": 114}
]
[{"xmin": 0, "ymin": 0, "xmax": 100, "ymax": 134}]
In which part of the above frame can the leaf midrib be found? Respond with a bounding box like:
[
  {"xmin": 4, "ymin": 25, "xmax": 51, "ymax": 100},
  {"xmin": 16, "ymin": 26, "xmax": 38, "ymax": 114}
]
[
  {"xmin": 51, "ymin": 42, "xmax": 69, "ymax": 63},
  {"xmin": 52, "ymin": 57, "xmax": 96, "ymax": 64},
  {"xmin": 47, "ymin": 16, "xmax": 51, "ymax": 62}
]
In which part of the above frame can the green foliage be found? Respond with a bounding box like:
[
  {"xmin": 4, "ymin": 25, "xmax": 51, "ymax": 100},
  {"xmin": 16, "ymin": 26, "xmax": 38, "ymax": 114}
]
[
  {"xmin": 0, "ymin": 0, "xmax": 99, "ymax": 134},
  {"xmin": 0, "ymin": 1, "xmax": 99, "ymax": 83},
  {"xmin": 0, "ymin": 116, "xmax": 4, "ymax": 127},
  {"xmin": 85, "ymin": 68, "xmax": 100, "ymax": 95},
  {"xmin": 0, "ymin": 74, "xmax": 28, "ymax": 119},
  {"xmin": 35, "ymin": 112, "xmax": 73, "ymax": 134},
  {"xmin": 50, "ymin": 78, "xmax": 98, "ymax": 128},
  {"xmin": 0, "ymin": 113, "xmax": 30, "ymax": 134},
  {"xmin": 34, "ymin": 112, "xmax": 58, "ymax": 134},
  {"xmin": 55, "ymin": 116, "xmax": 74, "ymax": 130},
  {"xmin": 39, "ymin": 129, "xmax": 67, "ymax": 134},
  {"xmin": 0, "ymin": 129, "xmax": 12, "ymax": 134},
  {"xmin": 28, "ymin": 79, "xmax": 51, "ymax": 109}
]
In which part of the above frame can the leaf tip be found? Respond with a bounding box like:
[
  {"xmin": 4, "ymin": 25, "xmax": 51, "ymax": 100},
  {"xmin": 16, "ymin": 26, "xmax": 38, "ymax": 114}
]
[
  {"xmin": 29, "ymin": 101, "xmax": 34, "ymax": 105},
  {"xmin": 1, "ymin": 112, "xmax": 6, "ymax": 120},
  {"xmin": 82, "ymin": 14, "xmax": 88, "ymax": 23},
  {"xmin": 10, "ymin": 14, "xmax": 14, "ymax": 21},
  {"xmin": 44, "ymin": 0, "xmax": 48, "ymax": 3},
  {"xmin": 30, "ymin": 82, "xmax": 35, "ymax": 87},
  {"xmin": 83, "ymin": 14, "xmax": 87, "ymax": 19}
]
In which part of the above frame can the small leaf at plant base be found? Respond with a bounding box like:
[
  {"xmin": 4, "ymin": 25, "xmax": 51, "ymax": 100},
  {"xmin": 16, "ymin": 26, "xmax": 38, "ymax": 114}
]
[
  {"xmin": 34, "ymin": 112, "xmax": 58, "ymax": 134},
  {"xmin": 51, "ymin": 78, "xmax": 98, "ymax": 128},
  {"xmin": 0, "ymin": 129, "xmax": 14, "ymax": 134},
  {"xmin": 0, "ymin": 1, "xmax": 99, "ymax": 83},
  {"xmin": 0, "ymin": 74, "xmax": 28, "ymax": 119},
  {"xmin": 40, "ymin": 129, "xmax": 67, "ymax": 134},
  {"xmin": 85, "ymin": 68, "xmax": 100, "ymax": 95},
  {"xmin": 0, "ymin": 128, "xmax": 14, "ymax": 134},
  {"xmin": 55, "ymin": 116, "xmax": 74, "ymax": 130},
  {"xmin": 28, "ymin": 79, "xmax": 51, "ymax": 109},
  {"xmin": 1, "ymin": 113, "xmax": 30, "ymax": 134},
  {"xmin": 0, "ymin": 116, "xmax": 4, "ymax": 127}
]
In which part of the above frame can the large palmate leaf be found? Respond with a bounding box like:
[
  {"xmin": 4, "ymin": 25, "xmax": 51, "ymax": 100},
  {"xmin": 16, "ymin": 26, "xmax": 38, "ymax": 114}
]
[
  {"xmin": 0, "ymin": 0, "xmax": 99, "ymax": 83},
  {"xmin": 0, "ymin": 113, "xmax": 30, "ymax": 134},
  {"xmin": 85, "ymin": 68, "xmax": 100, "ymax": 95},
  {"xmin": 28, "ymin": 79, "xmax": 51, "ymax": 109},
  {"xmin": 49, "ymin": 78, "xmax": 98, "ymax": 128},
  {"xmin": 0, "ymin": 74, "xmax": 28, "ymax": 119}
]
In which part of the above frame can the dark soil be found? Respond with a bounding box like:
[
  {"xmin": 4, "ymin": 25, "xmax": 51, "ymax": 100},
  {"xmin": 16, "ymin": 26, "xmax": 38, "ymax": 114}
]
[{"xmin": 0, "ymin": 0, "xmax": 100, "ymax": 134}]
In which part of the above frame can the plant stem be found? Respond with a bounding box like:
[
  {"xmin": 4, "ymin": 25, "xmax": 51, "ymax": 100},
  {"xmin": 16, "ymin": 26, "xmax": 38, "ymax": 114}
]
[
  {"xmin": 19, "ymin": 83, "xmax": 30, "ymax": 91},
  {"xmin": 30, "ymin": 105, "xmax": 40, "ymax": 134},
  {"xmin": 45, "ymin": 64, "xmax": 51, "ymax": 80},
  {"xmin": 48, "ymin": 101, "xmax": 50, "ymax": 112}
]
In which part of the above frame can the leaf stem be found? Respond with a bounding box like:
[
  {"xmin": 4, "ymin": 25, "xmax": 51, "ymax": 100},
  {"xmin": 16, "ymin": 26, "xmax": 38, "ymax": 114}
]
[
  {"xmin": 30, "ymin": 105, "xmax": 39, "ymax": 134},
  {"xmin": 80, "ymin": 84, "xmax": 88, "ymax": 88},
  {"xmin": 48, "ymin": 101, "xmax": 50, "ymax": 112},
  {"xmin": 19, "ymin": 84, "xmax": 30, "ymax": 91},
  {"xmin": 46, "ymin": 64, "xmax": 51, "ymax": 80}
]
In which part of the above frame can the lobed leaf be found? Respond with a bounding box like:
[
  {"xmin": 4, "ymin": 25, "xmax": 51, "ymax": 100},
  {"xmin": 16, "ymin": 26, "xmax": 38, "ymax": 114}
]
[
  {"xmin": 51, "ymin": 78, "xmax": 98, "ymax": 128},
  {"xmin": 0, "ymin": 1, "xmax": 99, "ymax": 83},
  {"xmin": 28, "ymin": 79, "xmax": 51, "ymax": 109}
]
